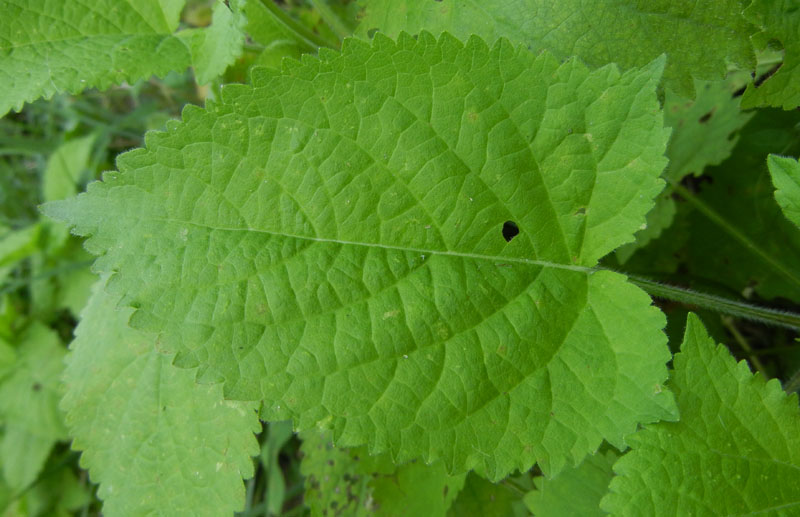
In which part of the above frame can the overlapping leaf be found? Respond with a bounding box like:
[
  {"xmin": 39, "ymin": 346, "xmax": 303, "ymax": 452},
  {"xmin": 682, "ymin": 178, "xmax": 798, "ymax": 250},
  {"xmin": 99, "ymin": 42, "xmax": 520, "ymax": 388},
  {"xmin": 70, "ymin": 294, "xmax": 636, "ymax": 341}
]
[
  {"xmin": 45, "ymin": 33, "xmax": 676, "ymax": 480},
  {"xmin": 602, "ymin": 314, "xmax": 800, "ymax": 515},
  {"xmin": 357, "ymin": 0, "xmax": 756, "ymax": 96},
  {"xmin": 769, "ymin": 154, "xmax": 800, "ymax": 228},
  {"xmin": 744, "ymin": 0, "xmax": 800, "ymax": 109},
  {"xmin": 616, "ymin": 77, "xmax": 753, "ymax": 261},
  {"xmin": 525, "ymin": 449, "xmax": 617, "ymax": 517},
  {"xmin": 300, "ymin": 429, "xmax": 465, "ymax": 516},
  {"xmin": 0, "ymin": 0, "xmax": 245, "ymax": 116},
  {"xmin": 62, "ymin": 282, "xmax": 260, "ymax": 516}
]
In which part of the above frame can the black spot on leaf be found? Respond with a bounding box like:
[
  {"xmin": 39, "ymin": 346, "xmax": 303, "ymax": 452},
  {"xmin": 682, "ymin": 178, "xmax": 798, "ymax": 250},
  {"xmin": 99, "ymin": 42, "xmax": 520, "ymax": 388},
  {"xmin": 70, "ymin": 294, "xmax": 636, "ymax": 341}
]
[
  {"xmin": 699, "ymin": 107, "xmax": 716, "ymax": 123},
  {"xmin": 502, "ymin": 221, "xmax": 519, "ymax": 242}
]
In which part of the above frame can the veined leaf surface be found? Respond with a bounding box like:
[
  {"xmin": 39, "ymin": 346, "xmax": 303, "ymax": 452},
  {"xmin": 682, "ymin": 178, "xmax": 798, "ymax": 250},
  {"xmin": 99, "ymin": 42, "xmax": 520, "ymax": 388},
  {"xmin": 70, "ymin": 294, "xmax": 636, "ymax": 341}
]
[
  {"xmin": 0, "ymin": 0, "xmax": 245, "ymax": 116},
  {"xmin": 62, "ymin": 283, "xmax": 260, "ymax": 516},
  {"xmin": 357, "ymin": 0, "xmax": 756, "ymax": 96},
  {"xmin": 602, "ymin": 314, "xmax": 800, "ymax": 515},
  {"xmin": 46, "ymin": 33, "xmax": 676, "ymax": 479}
]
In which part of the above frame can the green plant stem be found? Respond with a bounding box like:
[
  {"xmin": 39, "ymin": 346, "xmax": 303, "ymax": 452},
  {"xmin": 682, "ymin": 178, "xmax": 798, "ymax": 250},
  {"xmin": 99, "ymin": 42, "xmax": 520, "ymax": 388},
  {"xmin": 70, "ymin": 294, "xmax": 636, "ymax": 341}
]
[
  {"xmin": 784, "ymin": 368, "xmax": 800, "ymax": 394},
  {"xmin": 310, "ymin": 0, "xmax": 351, "ymax": 41},
  {"xmin": 625, "ymin": 274, "xmax": 800, "ymax": 331},
  {"xmin": 667, "ymin": 179, "xmax": 800, "ymax": 293},
  {"xmin": 258, "ymin": 0, "xmax": 334, "ymax": 50},
  {"xmin": 721, "ymin": 316, "xmax": 767, "ymax": 376}
]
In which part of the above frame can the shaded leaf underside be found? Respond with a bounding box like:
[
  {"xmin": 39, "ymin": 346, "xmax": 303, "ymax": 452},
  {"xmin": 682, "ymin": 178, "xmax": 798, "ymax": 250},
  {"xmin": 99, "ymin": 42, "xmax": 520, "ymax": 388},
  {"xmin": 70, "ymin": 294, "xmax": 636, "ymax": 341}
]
[{"xmin": 46, "ymin": 32, "xmax": 676, "ymax": 480}]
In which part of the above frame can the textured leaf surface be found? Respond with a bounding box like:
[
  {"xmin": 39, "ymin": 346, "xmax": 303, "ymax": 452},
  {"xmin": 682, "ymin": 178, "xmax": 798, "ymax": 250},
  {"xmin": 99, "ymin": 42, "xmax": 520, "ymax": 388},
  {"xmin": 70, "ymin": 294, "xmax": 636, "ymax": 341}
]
[
  {"xmin": 743, "ymin": 0, "xmax": 800, "ymax": 109},
  {"xmin": 46, "ymin": 33, "xmax": 676, "ymax": 479},
  {"xmin": 602, "ymin": 314, "xmax": 800, "ymax": 516},
  {"xmin": 357, "ymin": 0, "xmax": 755, "ymax": 96},
  {"xmin": 0, "ymin": 0, "xmax": 244, "ymax": 116},
  {"xmin": 301, "ymin": 429, "xmax": 465, "ymax": 516},
  {"xmin": 769, "ymin": 155, "xmax": 800, "ymax": 228},
  {"xmin": 525, "ymin": 449, "xmax": 617, "ymax": 517},
  {"xmin": 62, "ymin": 282, "xmax": 260, "ymax": 516}
]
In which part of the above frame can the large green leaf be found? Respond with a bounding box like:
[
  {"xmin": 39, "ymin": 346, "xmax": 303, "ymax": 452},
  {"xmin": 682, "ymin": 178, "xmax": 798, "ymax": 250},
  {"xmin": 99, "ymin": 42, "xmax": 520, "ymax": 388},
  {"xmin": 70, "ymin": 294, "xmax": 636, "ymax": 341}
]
[
  {"xmin": 357, "ymin": 0, "xmax": 755, "ymax": 96},
  {"xmin": 45, "ymin": 33, "xmax": 676, "ymax": 480},
  {"xmin": 769, "ymin": 154, "xmax": 800, "ymax": 228},
  {"xmin": 0, "ymin": 0, "xmax": 245, "ymax": 116},
  {"xmin": 743, "ymin": 0, "xmax": 800, "ymax": 109},
  {"xmin": 602, "ymin": 313, "xmax": 800, "ymax": 515},
  {"xmin": 62, "ymin": 282, "xmax": 260, "ymax": 516}
]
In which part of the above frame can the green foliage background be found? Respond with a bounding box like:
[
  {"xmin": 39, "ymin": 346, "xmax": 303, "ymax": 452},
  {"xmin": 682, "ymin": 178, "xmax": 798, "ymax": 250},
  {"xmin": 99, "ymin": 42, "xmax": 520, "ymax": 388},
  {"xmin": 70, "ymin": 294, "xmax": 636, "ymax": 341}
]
[{"xmin": 0, "ymin": 0, "xmax": 799, "ymax": 515}]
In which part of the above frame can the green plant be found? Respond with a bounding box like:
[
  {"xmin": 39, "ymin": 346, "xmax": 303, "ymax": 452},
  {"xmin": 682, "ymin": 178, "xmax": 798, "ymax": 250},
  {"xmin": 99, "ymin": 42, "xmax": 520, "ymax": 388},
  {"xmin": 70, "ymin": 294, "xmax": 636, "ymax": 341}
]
[{"xmin": 2, "ymin": 1, "xmax": 800, "ymax": 515}]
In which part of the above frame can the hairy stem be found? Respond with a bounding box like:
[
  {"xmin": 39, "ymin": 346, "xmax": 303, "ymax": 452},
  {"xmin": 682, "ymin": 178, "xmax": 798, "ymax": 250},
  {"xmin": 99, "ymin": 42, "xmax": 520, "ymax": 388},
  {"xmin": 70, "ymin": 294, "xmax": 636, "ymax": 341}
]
[
  {"xmin": 310, "ymin": 0, "xmax": 352, "ymax": 41},
  {"xmin": 626, "ymin": 274, "xmax": 800, "ymax": 331}
]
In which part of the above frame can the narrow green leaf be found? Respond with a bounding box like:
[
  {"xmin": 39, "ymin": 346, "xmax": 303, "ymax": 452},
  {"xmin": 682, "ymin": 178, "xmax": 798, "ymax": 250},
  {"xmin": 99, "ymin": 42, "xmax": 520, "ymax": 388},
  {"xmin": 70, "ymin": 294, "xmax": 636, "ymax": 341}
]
[
  {"xmin": 45, "ymin": 33, "xmax": 676, "ymax": 480},
  {"xmin": 62, "ymin": 282, "xmax": 261, "ymax": 516},
  {"xmin": 768, "ymin": 154, "xmax": 800, "ymax": 228},
  {"xmin": 602, "ymin": 313, "xmax": 800, "ymax": 516},
  {"xmin": 0, "ymin": 224, "xmax": 41, "ymax": 269},
  {"xmin": 356, "ymin": 0, "xmax": 756, "ymax": 96},
  {"xmin": 42, "ymin": 135, "xmax": 97, "ymax": 203}
]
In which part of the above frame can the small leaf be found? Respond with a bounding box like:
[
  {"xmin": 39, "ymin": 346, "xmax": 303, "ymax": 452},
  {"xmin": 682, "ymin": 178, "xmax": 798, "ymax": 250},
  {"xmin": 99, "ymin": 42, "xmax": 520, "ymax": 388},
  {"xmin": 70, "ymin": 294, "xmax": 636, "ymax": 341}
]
[{"xmin": 768, "ymin": 154, "xmax": 800, "ymax": 229}]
